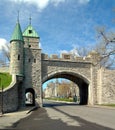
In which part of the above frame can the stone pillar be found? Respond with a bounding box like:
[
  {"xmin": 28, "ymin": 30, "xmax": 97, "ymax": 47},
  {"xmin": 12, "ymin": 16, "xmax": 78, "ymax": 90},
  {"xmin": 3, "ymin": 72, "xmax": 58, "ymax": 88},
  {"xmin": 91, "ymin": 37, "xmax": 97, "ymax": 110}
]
[{"xmin": 87, "ymin": 51, "xmax": 101, "ymax": 105}]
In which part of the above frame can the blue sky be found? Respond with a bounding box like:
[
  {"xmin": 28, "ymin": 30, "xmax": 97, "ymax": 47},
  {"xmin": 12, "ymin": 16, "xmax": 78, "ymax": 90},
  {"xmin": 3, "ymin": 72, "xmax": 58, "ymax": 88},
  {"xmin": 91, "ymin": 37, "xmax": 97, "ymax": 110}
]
[
  {"xmin": 0, "ymin": 0, "xmax": 114, "ymax": 89},
  {"xmin": 0, "ymin": 0, "xmax": 115, "ymax": 55}
]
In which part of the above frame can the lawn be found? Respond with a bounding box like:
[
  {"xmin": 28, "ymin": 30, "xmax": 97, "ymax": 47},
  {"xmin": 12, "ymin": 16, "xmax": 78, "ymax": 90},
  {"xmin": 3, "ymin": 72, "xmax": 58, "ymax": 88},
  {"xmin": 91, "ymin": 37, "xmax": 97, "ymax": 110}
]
[
  {"xmin": 45, "ymin": 97, "xmax": 74, "ymax": 102},
  {"xmin": 101, "ymin": 104, "xmax": 115, "ymax": 107},
  {"xmin": 0, "ymin": 73, "xmax": 12, "ymax": 89}
]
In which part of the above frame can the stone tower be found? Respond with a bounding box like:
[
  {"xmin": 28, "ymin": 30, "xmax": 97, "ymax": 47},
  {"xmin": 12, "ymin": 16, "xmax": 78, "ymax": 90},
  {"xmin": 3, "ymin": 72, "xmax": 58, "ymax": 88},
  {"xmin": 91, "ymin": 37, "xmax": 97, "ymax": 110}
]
[
  {"xmin": 10, "ymin": 20, "xmax": 24, "ymax": 76},
  {"xmin": 22, "ymin": 21, "xmax": 42, "ymax": 106},
  {"xmin": 9, "ymin": 17, "xmax": 42, "ymax": 107}
]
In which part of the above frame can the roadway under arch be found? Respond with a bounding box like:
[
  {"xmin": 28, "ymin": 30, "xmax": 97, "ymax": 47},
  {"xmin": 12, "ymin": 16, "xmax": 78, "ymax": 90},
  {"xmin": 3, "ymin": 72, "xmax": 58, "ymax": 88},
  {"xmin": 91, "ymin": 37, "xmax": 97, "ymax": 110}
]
[
  {"xmin": 43, "ymin": 71, "xmax": 90, "ymax": 105},
  {"xmin": 25, "ymin": 88, "xmax": 35, "ymax": 106}
]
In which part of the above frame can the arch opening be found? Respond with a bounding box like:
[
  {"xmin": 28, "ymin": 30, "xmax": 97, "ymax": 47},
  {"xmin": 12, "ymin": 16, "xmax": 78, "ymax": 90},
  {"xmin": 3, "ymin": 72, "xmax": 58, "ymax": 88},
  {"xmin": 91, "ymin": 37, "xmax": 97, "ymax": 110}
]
[
  {"xmin": 43, "ymin": 72, "xmax": 89, "ymax": 105},
  {"xmin": 25, "ymin": 88, "xmax": 35, "ymax": 106}
]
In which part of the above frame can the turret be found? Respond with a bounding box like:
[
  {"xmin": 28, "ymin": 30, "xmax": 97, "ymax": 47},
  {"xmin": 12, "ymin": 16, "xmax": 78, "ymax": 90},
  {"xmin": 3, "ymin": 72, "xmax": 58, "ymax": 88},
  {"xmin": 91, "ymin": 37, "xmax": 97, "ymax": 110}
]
[
  {"xmin": 23, "ymin": 18, "xmax": 40, "ymax": 49},
  {"xmin": 10, "ymin": 20, "xmax": 24, "ymax": 76}
]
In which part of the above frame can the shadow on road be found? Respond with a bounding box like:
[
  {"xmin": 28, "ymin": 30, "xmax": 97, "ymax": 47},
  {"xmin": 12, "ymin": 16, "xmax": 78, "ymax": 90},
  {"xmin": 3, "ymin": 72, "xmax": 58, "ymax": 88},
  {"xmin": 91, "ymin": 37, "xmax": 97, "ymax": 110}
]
[
  {"xmin": 5, "ymin": 104, "xmax": 113, "ymax": 130},
  {"xmin": 50, "ymin": 106, "xmax": 113, "ymax": 130}
]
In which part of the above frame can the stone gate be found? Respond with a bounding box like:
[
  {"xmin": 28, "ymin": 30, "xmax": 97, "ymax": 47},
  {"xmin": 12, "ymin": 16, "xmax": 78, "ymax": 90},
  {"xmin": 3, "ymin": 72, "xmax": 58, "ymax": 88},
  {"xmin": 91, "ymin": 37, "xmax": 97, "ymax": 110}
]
[{"xmin": 0, "ymin": 20, "xmax": 115, "ymax": 113}]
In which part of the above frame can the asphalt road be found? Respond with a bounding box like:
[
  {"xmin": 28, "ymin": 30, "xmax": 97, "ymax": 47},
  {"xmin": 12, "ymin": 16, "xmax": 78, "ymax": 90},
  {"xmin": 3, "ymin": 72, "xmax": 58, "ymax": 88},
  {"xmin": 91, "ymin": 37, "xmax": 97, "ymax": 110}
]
[{"xmin": 6, "ymin": 100, "xmax": 115, "ymax": 130}]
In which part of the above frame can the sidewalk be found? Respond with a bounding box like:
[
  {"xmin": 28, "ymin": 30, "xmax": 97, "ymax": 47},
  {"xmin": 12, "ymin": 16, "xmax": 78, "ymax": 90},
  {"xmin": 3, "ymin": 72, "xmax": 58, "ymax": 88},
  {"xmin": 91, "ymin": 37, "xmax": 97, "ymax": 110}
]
[{"xmin": 0, "ymin": 107, "xmax": 32, "ymax": 129}]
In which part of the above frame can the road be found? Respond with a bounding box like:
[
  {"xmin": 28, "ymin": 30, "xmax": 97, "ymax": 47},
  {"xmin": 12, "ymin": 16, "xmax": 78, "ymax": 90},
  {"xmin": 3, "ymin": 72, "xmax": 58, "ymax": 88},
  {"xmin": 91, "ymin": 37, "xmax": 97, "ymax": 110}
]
[{"xmin": 6, "ymin": 100, "xmax": 115, "ymax": 130}]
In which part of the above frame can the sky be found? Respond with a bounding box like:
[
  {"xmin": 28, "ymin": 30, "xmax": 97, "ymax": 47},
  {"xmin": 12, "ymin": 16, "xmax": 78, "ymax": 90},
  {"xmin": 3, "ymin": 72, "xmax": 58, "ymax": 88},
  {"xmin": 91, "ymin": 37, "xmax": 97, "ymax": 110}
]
[
  {"xmin": 0, "ymin": 0, "xmax": 114, "ymax": 89},
  {"xmin": 0, "ymin": 0, "xmax": 115, "ymax": 55}
]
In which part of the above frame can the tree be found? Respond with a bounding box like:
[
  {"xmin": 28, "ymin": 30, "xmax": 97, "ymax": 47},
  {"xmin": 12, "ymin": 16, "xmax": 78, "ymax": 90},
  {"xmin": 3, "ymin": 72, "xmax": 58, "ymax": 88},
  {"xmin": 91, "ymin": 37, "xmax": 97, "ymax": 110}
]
[
  {"xmin": 69, "ymin": 46, "xmax": 93, "ymax": 57},
  {"xmin": 1, "ymin": 44, "xmax": 10, "ymax": 61},
  {"xmin": 95, "ymin": 27, "xmax": 115, "ymax": 68},
  {"xmin": 0, "ymin": 43, "xmax": 10, "ymax": 66},
  {"xmin": 57, "ymin": 81, "xmax": 70, "ymax": 98}
]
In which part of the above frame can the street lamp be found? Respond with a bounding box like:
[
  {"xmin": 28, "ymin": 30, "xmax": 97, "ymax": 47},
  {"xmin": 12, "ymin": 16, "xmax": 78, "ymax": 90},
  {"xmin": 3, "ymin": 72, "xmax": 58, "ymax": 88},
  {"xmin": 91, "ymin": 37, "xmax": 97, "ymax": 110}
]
[{"xmin": 0, "ymin": 78, "xmax": 3, "ymax": 116}]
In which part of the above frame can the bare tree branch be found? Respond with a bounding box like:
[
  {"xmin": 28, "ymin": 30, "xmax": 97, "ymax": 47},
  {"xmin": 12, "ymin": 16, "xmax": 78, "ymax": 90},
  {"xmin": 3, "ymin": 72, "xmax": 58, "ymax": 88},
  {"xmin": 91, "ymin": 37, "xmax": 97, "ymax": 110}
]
[
  {"xmin": 0, "ymin": 44, "xmax": 10, "ymax": 66},
  {"xmin": 95, "ymin": 28, "xmax": 115, "ymax": 68}
]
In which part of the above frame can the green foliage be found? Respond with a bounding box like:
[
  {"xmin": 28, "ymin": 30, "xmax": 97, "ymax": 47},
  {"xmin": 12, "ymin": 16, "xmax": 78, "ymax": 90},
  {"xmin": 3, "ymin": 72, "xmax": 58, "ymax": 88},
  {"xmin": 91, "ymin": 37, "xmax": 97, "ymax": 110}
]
[
  {"xmin": 0, "ymin": 73, "xmax": 12, "ymax": 89},
  {"xmin": 45, "ymin": 97, "xmax": 74, "ymax": 102}
]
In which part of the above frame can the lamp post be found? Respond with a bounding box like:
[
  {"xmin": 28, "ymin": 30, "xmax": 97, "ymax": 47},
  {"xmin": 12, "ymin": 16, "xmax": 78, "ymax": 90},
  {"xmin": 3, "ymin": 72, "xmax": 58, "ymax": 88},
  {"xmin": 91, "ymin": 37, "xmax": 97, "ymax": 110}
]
[{"xmin": 0, "ymin": 78, "xmax": 3, "ymax": 116}]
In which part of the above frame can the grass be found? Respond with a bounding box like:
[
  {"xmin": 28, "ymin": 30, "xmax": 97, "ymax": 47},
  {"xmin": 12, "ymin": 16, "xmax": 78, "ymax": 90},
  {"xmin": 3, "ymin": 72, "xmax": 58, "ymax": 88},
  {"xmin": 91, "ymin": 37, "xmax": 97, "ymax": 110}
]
[
  {"xmin": 45, "ymin": 97, "xmax": 74, "ymax": 102},
  {"xmin": 101, "ymin": 104, "xmax": 115, "ymax": 107},
  {"xmin": 0, "ymin": 73, "xmax": 12, "ymax": 89}
]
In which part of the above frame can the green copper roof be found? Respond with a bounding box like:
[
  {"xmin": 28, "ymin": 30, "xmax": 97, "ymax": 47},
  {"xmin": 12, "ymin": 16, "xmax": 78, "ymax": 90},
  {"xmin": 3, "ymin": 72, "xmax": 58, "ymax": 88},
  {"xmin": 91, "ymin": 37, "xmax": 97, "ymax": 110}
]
[
  {"xmin": 23, "ymin": 25, "xmax": 39, "ymax": 38},
  {"xmin": 10, "ymin": 22, "xmax": 24, "ymax": 42}
]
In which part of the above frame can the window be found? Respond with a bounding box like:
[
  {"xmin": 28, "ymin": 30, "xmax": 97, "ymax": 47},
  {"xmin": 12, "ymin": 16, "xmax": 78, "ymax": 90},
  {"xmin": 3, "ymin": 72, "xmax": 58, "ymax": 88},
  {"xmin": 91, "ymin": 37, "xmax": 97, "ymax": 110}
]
[
  {"xmin": 34, "ymin": 59, "xmax": 36, "ymax": 63},
  {"xmin": 29, "ymin": 30, "xmax": 32, "ymax": 34},
  {"xmin": 18, "ymin": 54, "xmax": 20, "ymax": 60},
  {"xmin": 28, "ymin": 58, "xmax": 31, "ymax": 62},
  {"xmin": 29, "ymin": 45, "xmax": 31, "ymax": 48}
]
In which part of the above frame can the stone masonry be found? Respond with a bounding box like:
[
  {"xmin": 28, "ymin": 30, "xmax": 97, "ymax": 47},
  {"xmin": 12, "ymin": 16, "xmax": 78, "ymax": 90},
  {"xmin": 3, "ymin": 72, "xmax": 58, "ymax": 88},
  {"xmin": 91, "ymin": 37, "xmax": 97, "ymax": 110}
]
[{"xmin": 0, "ymin": 20, "xmax": 115, "ymax": 112}]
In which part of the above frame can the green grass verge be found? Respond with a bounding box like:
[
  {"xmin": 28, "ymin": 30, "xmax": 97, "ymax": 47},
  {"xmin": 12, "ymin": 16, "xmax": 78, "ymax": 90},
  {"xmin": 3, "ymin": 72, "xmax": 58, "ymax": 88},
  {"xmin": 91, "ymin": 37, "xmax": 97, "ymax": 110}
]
[
  {"xmin": 45, "ymin": 97, "xmax": 74, "ymax": 102},
  {"xmin": 101, "ymin": 104, "xmax": 115, "ymax": 107},
  {"xmin": 0, "ymin": 73, "xmax": 12, "ymax": 89}
]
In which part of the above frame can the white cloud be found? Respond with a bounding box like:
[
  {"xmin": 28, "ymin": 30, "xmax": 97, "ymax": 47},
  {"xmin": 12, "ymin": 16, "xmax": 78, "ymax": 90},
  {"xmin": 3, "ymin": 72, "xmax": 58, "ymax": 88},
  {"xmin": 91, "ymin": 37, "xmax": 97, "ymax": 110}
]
[
  {"xmin": 8, "ymin": 0, "xmax": 66, "ymax": 11},
  {"xmin": 78, "ymin": 0, "xmax": 90, "ymax": 4},
  {"xmin": 8, "ymin": 0, "xmax": 49, "ymax": 10},
  {"xmin": 59, "ymin": 50, "xmax": 68, "ymax": 54},
  {"xmin": 8, "ymin": 0, "xmax": 90, "ymax": 13},
  {"xmin": 70, "ymin": 48, "xmax": 80, "ymax": 56},
  {"xmin": 0, "ymin": 38, "xmax": 9, "ymax": 51},
  {"xmin": 51, "ymin": 0, "xmax": 66, "ymax": 6},
  {"xmin": 59, "ymin": 48, "xmax": 80, "ymax": 56},
  {"xmin": 26, "ymin": 0, "xmax": 49, "ymax": 10}
]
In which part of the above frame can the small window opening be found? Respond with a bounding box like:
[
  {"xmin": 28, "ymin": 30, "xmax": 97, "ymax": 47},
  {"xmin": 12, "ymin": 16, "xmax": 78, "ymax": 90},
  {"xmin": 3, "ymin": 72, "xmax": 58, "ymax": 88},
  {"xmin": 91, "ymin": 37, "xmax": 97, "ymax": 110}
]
[
  {"xmin": 29, "ymin": 30, "xmax": 32, "ymax": 34},
  {"xmin": 29, "ymin": 45, "xmax": 31, "ymax": 48},
  {"xmin": 34, "ymin": 59, "xmax": 36, "ymax": 63},
  {"xmin": 28, "ymin": 58, "xmax": 31, "ymax": 62},
  {"xmin": 18, "ymin": 55, "xmax": 20, "ymax": 60}
]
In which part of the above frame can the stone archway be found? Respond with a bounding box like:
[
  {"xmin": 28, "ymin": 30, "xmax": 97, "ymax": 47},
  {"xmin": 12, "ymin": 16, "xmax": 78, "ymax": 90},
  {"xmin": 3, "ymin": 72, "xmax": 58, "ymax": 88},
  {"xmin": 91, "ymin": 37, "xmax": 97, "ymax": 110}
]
[
  {"xmin": 42, "ymin": 71, "xmax": 90, "ymax": 105},
  {"xmin": 25, "ymin": 88, "xmax": 35, "ymax": 106}
]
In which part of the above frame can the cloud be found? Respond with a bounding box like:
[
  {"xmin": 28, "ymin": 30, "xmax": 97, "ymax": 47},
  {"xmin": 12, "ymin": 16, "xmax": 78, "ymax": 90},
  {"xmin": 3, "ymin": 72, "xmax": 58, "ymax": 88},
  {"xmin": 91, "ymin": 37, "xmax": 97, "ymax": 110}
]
[
  {"xmin": 8, "ymin": 0, "xmax": 66, "ymax": 11},
  {"xmin": 59, "ymin": 50, "xmax": 68, "ymax": 54},
  {"xmin": 8, "ymin": 0, "xmax": 49, "ymax": 10},
  {"xmin": 26, "ymin": 0, "xmax": 49, "ymax": 10},
  {"xmin": 59, "ymin": 47, "xmax": 80, "ymax": 56},
  {"xmin": 78, "ymin": 0, "xmax": 90, "ymax": 4},
  {"xmin": 51, "ymin": 0, "xmax": 66, "ymax": 6},
  {"xmin": 8, "ymin": 0, "xmax": 89, "ymax": 12},
  {"xmin": 0, "ymin": 38, "xmax": 9, "ymax": 51}
]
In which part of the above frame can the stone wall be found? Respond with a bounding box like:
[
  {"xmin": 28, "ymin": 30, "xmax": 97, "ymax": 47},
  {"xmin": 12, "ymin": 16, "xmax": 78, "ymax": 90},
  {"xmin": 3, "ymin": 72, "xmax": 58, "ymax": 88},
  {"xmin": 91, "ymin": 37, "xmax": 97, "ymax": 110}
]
[
  {"xmin": 0, "ymin": 75, "xmax": 19, "ymax": 113},
  {"xmin": 42, "ymin": 59, "xmax": 97, "ymax": 105},
  {"xmin": 0, "ymin": 47, "xmax": 114, "ymax": 113},
  {"xmin": 42, "ymin": 60, "xmax": 91, "ymax": 83},
  {"xmin": 101, "ymin": 68, "xmax": 115, "ymax": 104},
  {"xmin": 0, "ymin": 67, "xmax": 9, "ymax": 73}
]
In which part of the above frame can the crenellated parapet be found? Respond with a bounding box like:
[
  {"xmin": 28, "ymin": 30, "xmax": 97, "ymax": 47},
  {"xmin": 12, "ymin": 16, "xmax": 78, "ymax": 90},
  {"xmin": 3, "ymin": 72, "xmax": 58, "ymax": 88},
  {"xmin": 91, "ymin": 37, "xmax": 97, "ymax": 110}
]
[{"xmin": 42, "ymin": 53, "xmax": 92, "ymax": 63}]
